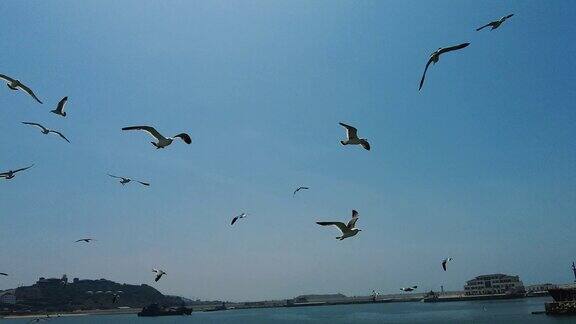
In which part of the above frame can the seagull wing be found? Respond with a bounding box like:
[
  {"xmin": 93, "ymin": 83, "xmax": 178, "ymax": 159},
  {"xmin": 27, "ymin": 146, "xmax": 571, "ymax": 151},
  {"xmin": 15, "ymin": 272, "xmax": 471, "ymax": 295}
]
[
  {"xmin": 56, "ymin": 96, "xmax": 68, "ymax": 113},
  {"xmin": 360, "ymin": 139, "xmax": 370, "ymax": 151},
  {"xmin": 22, "ymin": 122, "xmax": 48, "ymax": 132},
  {"xmin": 419, "ymin": 58, "xmax": 433, "ymax": 91},
  {"xmin": 122, "ymin": 126, "xmax": 165, "ymax": 141},
  {"xmin": 107, "ymin": 174, "xmax": 124, "ymax": 179},
  {"xmin": 136, "ymin": 181, "xmax": 150, "ymax": 186},
  {"xmin": 12, "ymin": 164, "xmax": 34, "ymax": 173},
  {"xmin": 231, "ymin": 216, "xmax": 239, "ymax": 225},
  {"xmin": 339, "ymin": 122, "xmax": 358, "ymax": 140},
  {"xmin": 173, "ymin": 133, "xmax": 192, "ymax": 144},
  {"xmin": 442, "ymin": 259, "xmax": 448, "ymax": 271},
  {"xmin": 17, "ymin": 82, "xmax": 43, "ymax": 104},
  {"xmin": 49, "ymin": 130, "xmax": 70, "ymax": 143},
  {"xmin": 0, "ymin": 273, "xmax": 8, "ymax": 276},
  {"xmin": 0, "ymin": 74, "xmax": 16, "ymax": 83},
  {"xmin": 438, "ymin": 43, "xmax": 470, "ymax": 55},
  {"xmin": 504, "ymin": 13, "xmax": 514, "ymax": 20},
  {"xmin": 476, "ymin": 22, "xmax": 493, "ymax": 31},
  {"xmin": 347, "ymin": 211, "xmax": 359, "ymax": 228},
  {"xmin": 316, "ymin": 221, "xmax": 348, "ymax": 234}
]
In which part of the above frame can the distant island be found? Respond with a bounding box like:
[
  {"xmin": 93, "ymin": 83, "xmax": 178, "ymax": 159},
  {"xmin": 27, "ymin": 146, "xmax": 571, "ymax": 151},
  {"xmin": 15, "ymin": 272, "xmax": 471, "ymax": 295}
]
[{"xmin": 0, "ymin": 275, "xmax": 190, "ymax": 315}]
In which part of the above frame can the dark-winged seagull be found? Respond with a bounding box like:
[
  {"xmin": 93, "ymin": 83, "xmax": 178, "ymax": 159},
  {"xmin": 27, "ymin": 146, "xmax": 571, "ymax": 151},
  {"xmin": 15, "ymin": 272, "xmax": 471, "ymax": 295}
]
[
  {"xmin": 107, "ymin": 174, "xmax": 150, "ymax": 186},
  {"xmin": 419, "ymin": 43, "xmax": 470, "ymax": 91},
  {"xmin": 442, "ymin": 257, "xmax": 453, "ymax": 271},
  {"xmin": 0, "ymin": 273, "xmax": 7, "ymax": 276},
  {"xmin": 293, "ymin": 186, "xmax": 309, "ymax": 197},
  {"xmin": 0, "ymin": 164, "xmax": 34, "ymax": 180},
  {"xmin": 476, "ymin": 14, "xmax": 514, "ymax": 31},
  {"xmin": 339, "ymin": 123, "xmax": 370, "ymax": 151},
  {"xmin": 316, "ymin": 209, "xmax": 362, "ymax": 240},
  {"xmin": 400, "ymin": 286, "xmax": 418, "ymax": 292},
  {"xmin": 231, "ymin": 213, "xmax": 247, "ymax": 226},
  {"xmin": 153, "ymin": 269, "xmax": 166, "ymax": 282},
  {"xmin": 112, "ymin": 293, "xmax": 120, "ymax": 303},
  {"xmin": 0, "ymin": 73, "xmax": 43, "ymax": 104},
  {"xmin": 22, "ymin": 122, "xmax": 70, "ymax": 143},
  {"xmin": 75, "ymin": 238, "xmax": 95, "ymax": 243},
  {"xmin": 122, "ymin": 126, "xmax": 191, "ymax": 149},
  {"xmin": 51, "ymin": 96, "xmax": 68, "ymax": 117}
]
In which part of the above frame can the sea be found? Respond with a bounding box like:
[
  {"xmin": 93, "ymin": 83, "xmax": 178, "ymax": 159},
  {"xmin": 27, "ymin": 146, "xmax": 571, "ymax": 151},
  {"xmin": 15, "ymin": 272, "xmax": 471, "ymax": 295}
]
[{"xmin": 2, "ymin": 297, "xmax": 573, "ymax": 323}]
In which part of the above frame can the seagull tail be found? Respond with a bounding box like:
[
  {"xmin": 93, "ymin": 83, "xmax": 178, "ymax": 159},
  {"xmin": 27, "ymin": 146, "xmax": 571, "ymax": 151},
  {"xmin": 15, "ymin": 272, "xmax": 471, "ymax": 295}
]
[{"xmin": 340, "ymin": 141, "xmax": 346, "ymax": 146}]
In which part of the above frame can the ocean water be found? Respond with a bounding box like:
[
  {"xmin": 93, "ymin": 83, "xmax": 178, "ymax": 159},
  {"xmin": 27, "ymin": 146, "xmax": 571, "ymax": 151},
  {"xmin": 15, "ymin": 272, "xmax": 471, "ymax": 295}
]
[{"xmin": 3, "ymin": 297, "xmax": 572, "ymax": 323}]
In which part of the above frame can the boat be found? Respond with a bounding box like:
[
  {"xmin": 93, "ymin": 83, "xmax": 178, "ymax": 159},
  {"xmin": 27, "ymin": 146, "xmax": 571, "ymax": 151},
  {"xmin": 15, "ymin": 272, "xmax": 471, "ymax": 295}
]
[
  {"xmin": 548, "ymin": 287, "xmax": 576, "ymax": 302},
  {"xmin": 545, "ymin": 286, "xmax": 576, "ymax": 315},
  {"xmin": 421, "ymin": 290, "xmax": 439, "ymax": 303},
  {"xmin": 137, "ymin": 303, "xmax": 192, "ymax": 317}
]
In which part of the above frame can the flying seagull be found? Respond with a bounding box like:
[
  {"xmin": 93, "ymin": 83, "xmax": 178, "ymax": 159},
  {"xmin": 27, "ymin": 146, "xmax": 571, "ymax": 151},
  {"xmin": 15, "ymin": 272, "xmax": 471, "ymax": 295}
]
[
  {"xmin": 339, "ymin": 122, "xmax": 370, "ymax": 151},
  {"xmin": 21, "ymin": 122, "xmax": 70, "ymax": 143},
  {"xmin": 122, "ymin": 126, "xmax": 191, "ymax": 149},
  {"xmin": 400, "ymin": 286, "xmax": 418, "ymax": 292},
  {"xmin": 0, "ymin": 273, "xmax": 7, "ymax": 276},
  {"xmin": 75, "ymin": 238, "xmax": 95, "ymax": 243},
  {"xmin": 476, "ymin": 14, "xmax": 514, "ymax": 31},
  {"xmin": 442, "ymin": 257, "xmax": 453, "ymax": 271},
  {"xmin": 51, "ymin": 96, "xmax": 68, "ymax": 117},
  {"xmin": 107, "ymin": 174, "xmax": 150, "ymax": 186},
  {"xmin": 0, "ymin": 164, "xmax": 34, "ymax": 180},
  {"xmin": 293, "ymin": 186, "xmax": 309, "ymax": 197},
  {"xmin": 316, "ymin": 209, "xmax": 362, "ymax": 240},
  {"xmin": 419, "ymin": 43, "xmax": 470, "ymax": 91},
  {"xmin": 0, "ymin": 74, "xmax": 43, "ymax": 103},
  {"xmin": 231, "ymin": 213, "xmax": 247, "ymax": 226},
  {"xmin": 153, "ymin": 269, "xmax": 166, "ymax": 282}
]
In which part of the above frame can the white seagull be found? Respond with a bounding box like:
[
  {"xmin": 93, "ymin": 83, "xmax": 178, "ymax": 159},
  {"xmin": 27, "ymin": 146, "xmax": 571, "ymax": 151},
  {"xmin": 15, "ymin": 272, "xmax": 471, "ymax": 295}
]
[
  {"xmin": 442, "ymin": 257, "xmax": 453, "ymax": 271},
  {"xmin": 476, "ymin": 14, "xmax": 514, "ymax": 31},
  {"xmin": 122, "ymin": 126, "xmax": 191, "ymax": 149},
  {"xmin": 0, "ymin": 73, "xmax": 43, "ymax": 103},
  {"xmin": 339, "ymin": 123, "xmax": 370, "ymax": 151},
  {"xmin": 0, "ymin": 164, "xmax": 34, "ymax": 180},
  {"xmin": 316, "ymin": 209, "xmax": 362, "ymax": 240},
  {"xmin": 107, "ymin": 174, "xmax": 150, "ymax": 186},
  {"xmin": 419, "ymin": 43, "xmax": 470, "ymax": 91},
  {"xmin": 231, "ymin": 213, "xmax": 247, "ymax": 226},
  {"xmin": 22, "ymin": 122, "xmax": 70, "ymax": 143},
  {"xmin": 293, "ymin": 186, "xmax": 309, "ymax": 197},
  {"xmin": 153, "ymin": 269, "xmax": 167, "ymax": 282},
  {"xmin": 51, "ymin": 96, "xmax": 69, "ymax": 117},
  {"xmin": 400, "ymin": 286, "xmax": 418, "ymax": 292}
]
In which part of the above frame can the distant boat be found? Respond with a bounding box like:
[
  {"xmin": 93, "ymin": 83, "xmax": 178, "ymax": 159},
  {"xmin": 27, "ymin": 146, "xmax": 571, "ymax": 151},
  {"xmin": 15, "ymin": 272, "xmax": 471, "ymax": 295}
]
[{"xmin": 137, "ymin": 303, "xmax": 192, "ymax": 317}]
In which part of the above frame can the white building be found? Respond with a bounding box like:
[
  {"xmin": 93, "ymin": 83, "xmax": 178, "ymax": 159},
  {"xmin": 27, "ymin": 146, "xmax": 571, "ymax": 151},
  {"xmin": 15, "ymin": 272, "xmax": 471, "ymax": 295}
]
[{"xmin": 464, "ymin": 274, "xmax": 525, "ymax": 296}]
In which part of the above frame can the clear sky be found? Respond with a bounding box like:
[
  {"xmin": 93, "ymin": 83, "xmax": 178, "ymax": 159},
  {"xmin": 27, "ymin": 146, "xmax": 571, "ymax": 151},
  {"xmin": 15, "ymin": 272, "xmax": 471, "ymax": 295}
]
[{"xmin": 1, "ymin": 0, "xmax": 575, "ymax": 301}]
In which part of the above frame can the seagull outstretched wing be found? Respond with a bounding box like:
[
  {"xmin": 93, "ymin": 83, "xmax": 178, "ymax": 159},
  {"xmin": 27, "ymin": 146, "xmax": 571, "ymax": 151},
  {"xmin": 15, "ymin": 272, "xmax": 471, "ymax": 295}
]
[
  {"xmin": 0, "ymin": 74, "xmax": 16, "ymax": 83},
  {"xmin": 17, "ymin": 82, "xmax": 43, "ymax": 104},
  {"xmin": 122, "ymin": 126, "xmax": 166, "ymax": 141},
  {"xmin": 49, "ymin": 130, "xmax": 70, "ymax": 143},
  {"xmin": 339, "ymin": 122, "xmax": 358, "ymax": 140},
  {"xmin": 12, "ymin": 164, "xmax": 35, "ymax": 173},
  {"xmin": 437, "ymin": 43, "xmax": 470, "ymax": 55},
  {"xmin": 173, "ymin": 133, "xmax": 192, "ymax": 144},
  {"xmin": 22, "ymin": 122, "xmax": 48, "ymax": 132},
  {"xmin": 316, "ymin": 221, "xmax": 349, "ymax": 234}
]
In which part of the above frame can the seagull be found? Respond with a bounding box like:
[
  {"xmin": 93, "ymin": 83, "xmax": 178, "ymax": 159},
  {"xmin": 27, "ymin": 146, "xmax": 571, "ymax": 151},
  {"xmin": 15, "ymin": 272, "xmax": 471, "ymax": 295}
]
[
  {"xmin": 75, "ymin": 238, "xmax": 95, "ymax": 243},
  {"xmin": 400, "ymin": 286, "xmax": 418, "ymax": 292},
  {"xmin": 316, "ymin": 209, "xmax": 362, "ymax": 240},
  {"xmin": 107, "ymin": 174, "xmax": 150, "ymax": 186},
  {"xmin": 419, "ymin": 43, "xmax": 470, "ymax": 91},
  {"xmin": 293, "ymin": 186, "xmax": 309, "ymax": 197},
  {"xmin": 0, "ymin": 74, "xmax": 43, "ymax": 103},
  {"xmin": 22, "ymin": 122, "xmax": 70, "ymax": 143},
  {"xmin": 0, "ymin": 164, "xmax": 34, "ymax": 180},
  {"xmin": 476, "ymin": 14, "xmax": 514, "ymax": 31},
  {"xmin": 339, "ymin": 123, "xmax": 370, "ymax": 151},
  {"xmin": 231, "ymin": 213, "xmax": 247, "ymax": 226},
  {"xmin": 442, "ymin": 257, "xmax": 453, "ymax": 271},
  {"xmin": 153, "ymin": 269, "xmax": 166, "ymax": 282},
  {"xmin": 112, "ymin": 293, "xmax": 120, "ymax": 303},
  {"xmin": 0, "ymin": 273, "xmax": 7, "ymax": 276},
  {"xmin": 122, "ymin": 126, "xmax": 191, "ymax": 149},
  {"xmin": 51, "ymin": 96, "xmax": 69, "ymax": 117}
]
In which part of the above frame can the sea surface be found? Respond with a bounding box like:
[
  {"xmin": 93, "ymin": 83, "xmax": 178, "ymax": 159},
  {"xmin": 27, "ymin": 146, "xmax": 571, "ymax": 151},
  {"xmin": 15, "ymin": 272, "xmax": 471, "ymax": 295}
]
[{"xmin": 3, "ymin": 297, "xmax": 573, "ymax": 323}]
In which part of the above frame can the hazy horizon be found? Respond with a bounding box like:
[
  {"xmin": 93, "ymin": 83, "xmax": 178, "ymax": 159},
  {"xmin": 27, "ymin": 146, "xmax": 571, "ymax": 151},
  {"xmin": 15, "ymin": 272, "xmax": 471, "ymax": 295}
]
[{"xmin": 1, "ymin": 0, "xmax": 575, "ymax": 302}]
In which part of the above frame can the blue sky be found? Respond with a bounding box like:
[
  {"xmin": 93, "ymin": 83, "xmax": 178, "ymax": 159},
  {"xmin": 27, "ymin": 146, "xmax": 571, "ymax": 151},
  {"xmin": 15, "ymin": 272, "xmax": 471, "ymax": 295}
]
[{"xmin": 1, "ymin": 0, "xmax": 575, "ymax": 301}]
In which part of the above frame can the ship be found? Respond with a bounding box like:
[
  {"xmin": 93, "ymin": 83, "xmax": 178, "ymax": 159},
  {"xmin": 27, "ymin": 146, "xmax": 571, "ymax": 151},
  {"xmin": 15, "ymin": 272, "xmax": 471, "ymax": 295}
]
[
  {"xmin": 137, "ymin": 303, "xmax": 192, "ymax": 317},
  {"xmin": 548, "ymin": 287, "xmax": 576, "ymax": 302}
]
